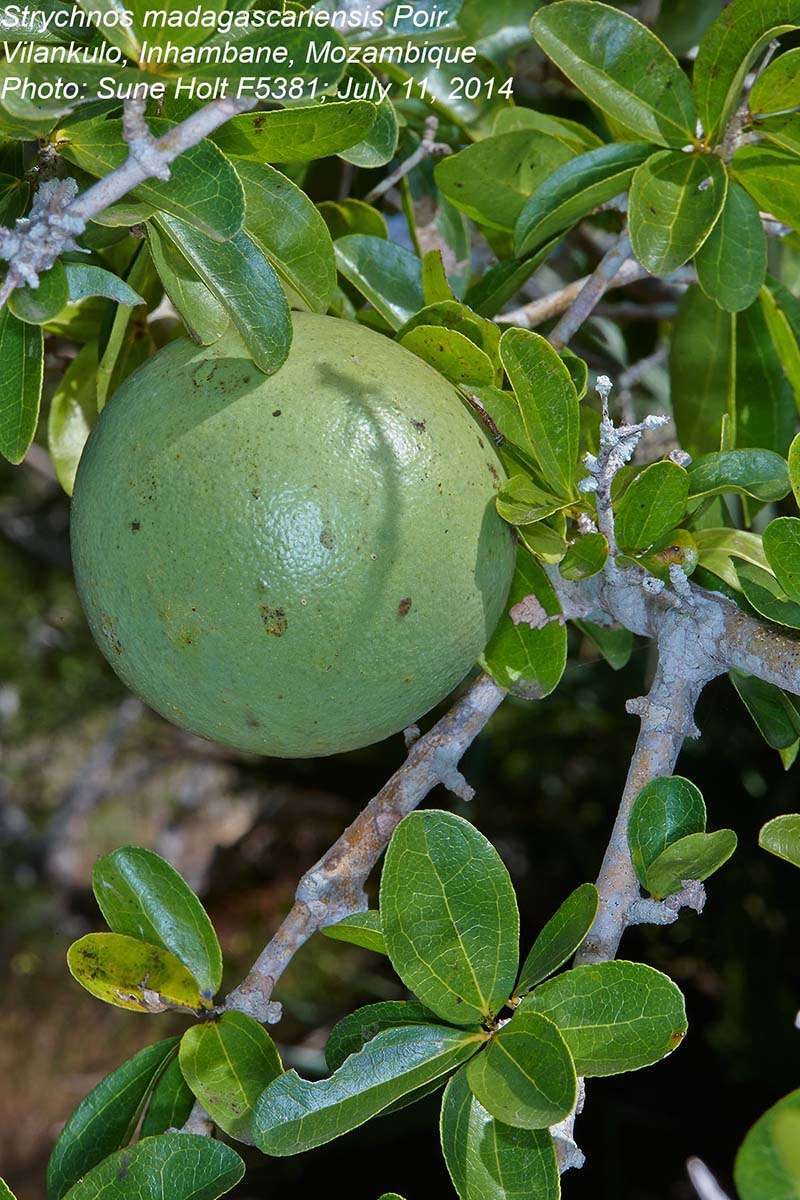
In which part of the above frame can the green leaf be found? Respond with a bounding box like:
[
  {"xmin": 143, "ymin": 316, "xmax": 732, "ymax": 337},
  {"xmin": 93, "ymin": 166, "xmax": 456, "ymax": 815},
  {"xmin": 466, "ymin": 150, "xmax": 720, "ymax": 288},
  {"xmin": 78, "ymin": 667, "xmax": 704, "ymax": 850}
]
[
  {"xmin": 731, "ymin": 671, "xmax": 800, "ymax": 751},
  {"xmin": 614, "ymin": 460, "xmax": 689, "ymax": 554},
  {"xmin": 59, "ymin": 118, "xmax": 244, "ymax": 242},
  {"xmin": 326, "ymin": 1001, "xmax": 442, "ymax": 1072},
  {"xmin": 482, "ymin": 550, "xmax": 567, "ymax": 698},
  {"xmin": 670, "ymin": 285, "xmax": 735, "ymax": 454},
  {"xmin": 736, "ymin": 561, "xmax": 800, "ymax": 629},
  {"xmin": 179, "ymin": 1013, "xmax": 282, "ymax": 1143},
  {"xmin": 440, "ymin": 1069, "xmax": 559, "ymax": 1200},
  {"xmin": 736, "ymin": 293, "xmax": 796, "ymax": 455},
  {"xmin": 751, "ymin": 47, "xmax": 800, "ymax": 115},
  {"xmin": 319, "ymin": 198, "xmax": 388, "ymax": 241},
  {"xmin": 254, "ymin": 1025, "xmax": 484, "ymax": 1156},
  {"xmin": 335, "ymin": 235, "xmax": 423, "ymax": 330},
  {"xmin": 757, "ymin": 112, "xmax": 800, "ymax": 156},
  {"xmin": 0, "ymin": 1181, "xmax": 16, "ymax": 1200},
  {"xmin": 47, "ymin": 1038, "xmax": 178, "ymax": 1200},
  {"xmin": 60, "ymin": 1133, "xmax": 244, "ymax": 1200},
  {"xmin": 93, "ymin": 845, "xmax": 222, "ymax": 1000},
  {"xmin": 515, "ymin": 142, "xmax": 654, "ymax": 257},
  {"xmin": 466, "ymin": 1009, "xmax": 576, "ymax": 1130},
  {"xmin": 397, "ymin": 301, "xmax": 500, "ymax": 364},
  {"xmin": 8, "ymin": 260, "xmax": 68, "ymax": 325},
  {"xmin": 760, "ymin": 286, "xmax": 800, "ymax": 411},
  {"xmin": 147, "ymin": 222, "xmax": 229, "ymax": 346},
  {"xmin": 157, "ymin": 215, "xmax": 291, "ymax": 376},
  {"xmin": 140, "ymin": 1056, "xmax": 194, "ymax": 1138},
  {"xmin": 695, "ymin": 528, "xmax": 770, "ymax": 590},
  {"xmin": 212, "ymin": 101, "xmax": 378, "ymax": 163},
  {"xmin": 559, "ymin": 533, "xmax": 608, "ymax": 581},
  {"xmin": 694, "ymin": 182, "xmax": 767, "ymax": 313},
  {"xmin": 67, "ymin": 932, "xmax": 208, "ymax": 1013},
  {"xmin": 47, "ymin": 340, "xmax": 97, "ymax": 496},
  {"xmin": 575, "ymin": 619, "xmax": 634, "ymax": 670},
  {"xmin": 64, "ymin": 265, "xmax": 144, "ymax": 307},
  {"xmin": 528, "ymin": 961, "xmax": 687, "ymax": 1076},
  {"xmin": 517, "ymin": 883, "xmax": 599, "ymax": 994},
  {"xmin": 759, "ymin": 814, "xmax": 800, "ymax": 868},
  {"xmin": 735, "ymin": 1087, "xmax": 800, "ymax": 1200},
  {"xmin": 694, "ymin": 0, "xmax": 800, "ymax": 143},
  {"xmin": 790, "ymin": 431, "xmax": 800, "ymax": 507},
  {"xmin": 629, "ymin": 151, "xmax": 727, "ymax": 275},
  {"xmin": 435, "ymin": 131, "xmax": 574, "ymax": 233},
  {"xmin": 499, "ymin": 328, "xmax": 579, "ymax": 497},
  {"xmin": 493, "ymin": 105, "xmax": 602, "ymax": 153},
  {"xmin": 764, "ymin": 517, "xmax": 800, "ymax": 601},
  {"xmin": 531, "ymin": 1, "xmax": 696, "ymax": 147},
  {"xmin": 645, "ymin": 829, "xmax": 738, "ymax": 899},
  {"xmin": 688, "ymin": 449, "xmax": 790, "ymax": 502},
  {"xmin": 732, "ymin": 145, "xmax": 800, "ymax": 235},
  {"xmin": 340, "ymin": 67, "xmax": 399, "ymax": 168},
  {"xmin": 322, "ymin": 911, "xmax": 386, "ymax": 956},
  {"xmin": 0, "ymin": 306, "xmax": 43, "ymax": 464},
  {"xmin": 518, "ymin": 521, "xmax": 568, "ymax": 565},
  {"xmin": 627, "ymin": 776, "xmax": 706, "ymax": 889},
  {"xmin": 400, "ymin": 326, "xmax": 496, "ymax": 387},
  {"xmin": 495, "ymin": 475, "xmax": 567, "ymax": 526},
  {"xmin": 380, "ymin": 810, "xmax": 520, "ymax": 1026}
]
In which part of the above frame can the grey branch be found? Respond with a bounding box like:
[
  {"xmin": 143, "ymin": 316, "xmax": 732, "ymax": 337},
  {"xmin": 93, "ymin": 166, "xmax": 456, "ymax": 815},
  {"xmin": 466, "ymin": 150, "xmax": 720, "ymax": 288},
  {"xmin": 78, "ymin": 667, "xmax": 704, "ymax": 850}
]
[
  {"xmin": 497, "ymin": 254, "xmax": 649, "ymax": 331},
  {"xmin": 0, "ymin": 94, "xmax": 256, "ymax": 307},
  {"xmin": 549, "ymin": 231, "xmax": 635, "ymax": 349},
  {"xmin": 364, "ymin": 115, "xmax": 452, "ymax": 205}
]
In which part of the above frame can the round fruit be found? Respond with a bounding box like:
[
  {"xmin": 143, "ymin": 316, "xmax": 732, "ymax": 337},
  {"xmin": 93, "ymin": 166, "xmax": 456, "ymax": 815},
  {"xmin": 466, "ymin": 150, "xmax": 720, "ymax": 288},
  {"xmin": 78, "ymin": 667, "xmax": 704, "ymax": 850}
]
[{"xmin": 71, "ymin": 313, "xmax": 515, "ymax": 757}]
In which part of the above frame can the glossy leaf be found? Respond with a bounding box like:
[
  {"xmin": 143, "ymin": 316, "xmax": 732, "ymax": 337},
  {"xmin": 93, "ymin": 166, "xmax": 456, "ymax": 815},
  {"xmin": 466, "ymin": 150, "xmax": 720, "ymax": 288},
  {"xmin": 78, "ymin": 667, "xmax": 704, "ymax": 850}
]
[
  {"xmin": 60, "ymin": 1133, "xmax": 244, "ymax": 1200},
  {"xmin": 559, "ymin": 534, "xmax": 608, "ymax": 581},
  {"xmin": 466, "ymin": 1009, "xmax": 576, "ymax": 1130},
  {"xmin": 764, "ymin": 518, "xmax": 800, "ymax": 601},
  {"xmin": 400, "ymin": 326, "xmax": 495, "ymax": 387},
  {"xmin": 326, "ymin": 1001, "xmax": 442, "ymax": 1072},
  {"xmin": 157, "ymin": 215, "xmax": 291, "ymax": 376},
  {"xmin": 694, "ymin": 0, "xmax": 800, "ymax": 142},
  {"xmin": 93, "ymin": 845, "xmax": 222, "ymax": 1000},
  {"xmin": 322, "ymin": 911, "xmax": 386, "ymax": 956},
  {"xmin": 340, "ymin": 67, "xmax": 399, "ymax": 168},
  {"xmin": 380, "ymin": 810, "xmax": 519, "ymax": 1026},
  {"xmin": 615, "ymin": 461, "xmax": 689, "ymax": 554},
  {"xmin": 670, "ymin": 285, "xmax": 735, "ymax": 454},
  {"xmin": 516, "ymin": 142, "xmax": 654, "ymax": 257},
  {"xmin": 255, "ymin": 1025, "xmax": 483, "ymax": 1156},
  {"xmin": 47, "ymin": 1038, "xmax": 178, "ymax": 1200},
  {"xmin": 736, "ymin": 562, "xmax": 800, "ymax": 629},
  {"xmin": 751, "ymin": 48, "xmax": 800, "ymax": 114},
  {"xmin": 629, "ymin": 151, "xmax": 727, "ymax": 275},
  {"xmin": 0, "ymin": 1181, "xmax": 15, "ymax": 1200},
  {"xmin": 732, "ymin": 145, "xmax": 800, "ymax": 235},
  {"xmin": 695, "ymin": 529, "xmax": 770, "ymax": 591},
  {"xmin": 694, "ymin": 182, "xmax": 767, "ymax": 313},
  {"xmin": 531, "ymin": 1, "xmax": 696, "ymax": 146},
  {"xmin": 180, "ymin": 1013, "xmax": 282, "ymax": 1143},
  {"xmin": 213, "ymin": 101, "xmax": 377, "ymax": 163},
  {"xmin": 67, "ymin": 932, "xmax": 207, "ymax": 1013},
  {"xmin": 528, "ymin": 961, "xmax": 687, "ymax": 1076},
  {"xmin": 517, "ymin": 883, "xmax": 599, "ymax": 994},
  {"xmin": 147, "ymin": 222, "xmax": 229, "ymax": 346},
  {"xmin": 494, "ymin": 104, "xmax": 601, "ymax": 152},
  {"xmin": 0, "ymin": 306, "xmax": 43, "ymax": 464},
  {"xmin": 735, "ymin": 1087, "xmax": 800, "ymax": 1200},
  {"xmin": 688, "ymin": 449, "xmax": 789, "ymax": 503},
  {"xmin": 8, "ymin": 260, "xmax": 68, "ymax": 325},
  {"xmin": 495, "ymin": 475, "xmax": 567, "ymax": 526},
  {"xmin": 759, "ymin": 814, "xmax": 800, "ymax": 869},
  {"xmin": 440, "ymin": 1069, "xmax": 559, "ymax": 1200},
  {"xmin": 64, "ymin": 265, "xmax": 143, "ymax": 307},
  {"xmin": 628, "ymin": 776, "xmax": 706, "ymax": 888},
  {"xmin": 335, "ymin": 235, "xmax": 423, "ymax": 330},
  {"xmin": 731, "ymin": 671, "xmax": 800, "ymax": 751},
  {"xmin": 736, "ymin": 293, "xmax": 796, "ymax": 456},
  {"xmin": 518, "ymin": 521, "xmax": 568, "ymax": 565},
  {"xmin": 645, "ymin": 829, "xmax": 738, "ymax": 899},
  {"xmin": 482, "ymin": 550, "xmax": 568, "ymax": 699},
  {"xmin": 319, "ymin": 198, "xmax": 388, "ymax": 241},
  {"xmin": 140, "ymin": 1056, "xmax": 195, "ymax": 1138},
  {"xmin": 760, "ymin": 286, "xmax": 800, "ymax": 411},
  {"xmin": 47, "ymin": 340, "xmax": 97, "ymax": 496}
]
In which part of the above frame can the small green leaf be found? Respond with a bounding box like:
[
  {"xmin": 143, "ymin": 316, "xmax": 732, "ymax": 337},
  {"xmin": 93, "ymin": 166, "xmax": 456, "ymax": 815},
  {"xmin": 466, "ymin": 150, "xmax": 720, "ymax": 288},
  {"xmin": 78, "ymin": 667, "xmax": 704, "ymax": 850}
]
[
  {"xmin": 531, "ymin": 1, "xmax": 696, "ymax": 146},
  {"xmin": 467, "ymin": 1008, "xmax": 576, "ymax": 1129},
  {"xmin": 326, "ymin": 1001, "xmax": 442, "ymax": 1072},
  {"xmin": 757, "ymin": 112, "xmax": 800, "ymax": 156},
  {"xmin": 528, "ymin": 960, "xmax": 687, "ymax": 1076},
  {"xmin": 731, "ymin": 671, "xmax": 800, "ymax": 751},
  {"xmin": 637, "ymin": 528, "xmax": 698, "ymax": 582},
  {"xmin": 213, "ymin": 101, "xmax": 378, "ymax": 163},
  {"xmin": 732, "ymin": 145, "xmax": 800, "ymax": 235},
  {"xmin": 517, "ymin": 883, "xmax": 599, "ymax": 994},
  {"xmin": 334, "ymin": 235, "xmax": 423, "ymax": 330},
  {"xmin": 0, "ymin": 305, "xmax": 43, "ymax": 464},
  {"xmin": 254, "ymin": 1025, "xmax": 483, "ymax": 1156},
  {"xmin": 65, "ymin": 265, "xmax": 144, "ymax": 307},
  {"xmin": 516, "ymin": 142, "xmax": 654, "ymax": 257},
  {"xmin": 499, "ymin": 328, "xmax": 579, "ymax": 497},
  {"xmin": 645, "ymin": 830, "xmax": 737, "ymax": 899},
  {"xmin": 764, "ymin": 517, "xmax": 800, "ymax": 601},
  {"xmin": 575, "ymin": 619, "xmax": 634, "ymax": 670},
  {"xmin": 615, "ymin": 460, "xmax": 689, "ymax": 554},
  {"xmin": 735, "ymin": 1087, "xmax": 800, "ymax": 1200},
  {"xmin": 60, "ymin": 1133, "xmax": 244, "ymax": 1200},
  {"xmin": 518, "ymin": 521, "xmax": 568, "ymax": 565},
  {"xmin": 67, "ymin": 932, "xmax": 208, "ymax": 1013},
  {"xmin": 0, "ymin": 1180, "xmax": 16, "ymax": 1199},
  {"xmin": 495, "ymin": 475, "xmax": 568, "ymax": 526},
  {"xmin": 147, "ymin": 222, "xmax": 229, "ymax": 346},
  {"xmin": 179, "ymin": 1013, "xmax": 282, "ymax": 1143},
  {"xmin": 319, "ymin": 198, "xmax": 388, "ymax": 241},
  {"xmin": 688, "ymin": 449, "xmax": 789, "ymax": 502},
  {"xmin": 735, "ymin": 561, "xmax": 800, "ymax": 629},
  {"xmin": 8, "ymin": 260, "xmax": 68, "ymax": 324},
  {"xmin": 380, "ymin": 810, "xmax": 520, "ymax": 1027},
  {"xmin": 322, "ymin": 911, "xmax": 386, "ymax": 956},
  {"xmin": 629, "ymin": 151, "xmax": 727, "ymax": 275},
  {"xmin": 736, "ymin": 293, "xmax": 796, "ymax": 455},
  {"xmin": 695, "ymin": 529, "xmax": 770, "ymax": 591},
  {"xmin": 694, "ymin": 182, "xmax": 767, "ymax": 313},
  {"xmin": 340, "ymin": 67, "xmax": 399, "ymax": 168},
  {"xmin": 628, "ymin": 776, "xmax": 706, "ymax": 889},
  {"xmin": 140, "ymin": 1056, "xmax": 195, "ymax": 1138},
  {"xmin": 400, "ymin": 326, "xmax": 495, "ymax": 387},
  {"xmin": 47, "ymin": 1038, "xmax": 178, "ymax": 1200},
  {"xmin": 93, "ymin": 845, "xmax": 222, "ymax": 1000},
  {"xmin": 440, "ymin": 1068, "xmax": 559, "ymax": 1200},
  {"xmin": 559, "ymin": 534, "xmax": 609, "ymax": 581},
  {"xmin": 759, "ymin": 814, "xmax": 800, "ymax": 869},
  {"xmin": 493, "ymin": 104, "xmax": 602, "ymax": 152},
  {"xmin": 47, "ymin": 340, "xmax": 97, "ymax": 496},
  {"xmin": 670, "ymin": 285, "xmax": 736, "ymax": 455},
  {"xmin": 482, "ymin": 550, "xmax": 567, "ymax": 698},
  {"xmin": 751, "ymin": 49, "xmax": 800, "ymax": 114}
]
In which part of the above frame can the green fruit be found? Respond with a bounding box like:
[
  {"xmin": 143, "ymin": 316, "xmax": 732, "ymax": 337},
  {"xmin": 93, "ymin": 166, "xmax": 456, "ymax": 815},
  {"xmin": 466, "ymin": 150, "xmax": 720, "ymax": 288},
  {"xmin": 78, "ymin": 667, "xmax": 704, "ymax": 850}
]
[{"xmin": 71, "ymin": 314, "xmax": 514, "ymax": 757}]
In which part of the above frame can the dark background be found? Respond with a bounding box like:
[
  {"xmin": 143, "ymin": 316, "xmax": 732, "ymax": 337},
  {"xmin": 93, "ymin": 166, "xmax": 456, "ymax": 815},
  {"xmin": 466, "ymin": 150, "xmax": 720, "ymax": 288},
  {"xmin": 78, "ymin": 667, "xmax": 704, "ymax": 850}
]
[{"xmin": 2, "ymin": 457, "xmax": 800, "ymax": 1200}]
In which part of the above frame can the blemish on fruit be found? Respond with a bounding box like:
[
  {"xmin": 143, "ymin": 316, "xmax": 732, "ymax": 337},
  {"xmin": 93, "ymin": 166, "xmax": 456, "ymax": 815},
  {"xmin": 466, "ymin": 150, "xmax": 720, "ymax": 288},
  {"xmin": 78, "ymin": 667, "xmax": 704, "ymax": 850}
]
[
  {"xmin": 272, "ymin": 409, "xmax": 282, "ymax": 417},
  {"xmin": 412, "ymin": 419, "xmax": 426, "ymax": 432},
  {"xmin": 261, "ymin": 605, "xmax": 288, "ymax": 636},
  {"xmin": 251, "ymin": 487, "xmax": 261, "ymax": 499},
  {"xmin": 398, "ymin": 597, "xmax": 412, "ymax": 617},
  {"xmin": 131, "ymin": 520, "xmax": 140, "ymax": 532},
  {"xmin": 320, "ymin": 529, "xmax": 334, "ymax": 549}
]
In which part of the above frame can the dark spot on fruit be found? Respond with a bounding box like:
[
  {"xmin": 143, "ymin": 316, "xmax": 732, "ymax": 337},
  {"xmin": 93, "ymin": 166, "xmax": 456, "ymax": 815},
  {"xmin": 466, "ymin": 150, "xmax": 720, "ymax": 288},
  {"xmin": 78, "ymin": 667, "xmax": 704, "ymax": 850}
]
[
  {"xmin": 246, "ymin": 713, "xmax": 261, "ymax": 728},
  {"xmin": 261, "ymin": 605, "xmax": 288, "ymax": 637},
  {"xmin": 179, "ymin": 632, "xmax": 193, "ymax": 646},
  {"xmin": 487, "ymin": 462, "xmax": 500, "ymax": 483},
  {"xmin": 131, "ymin": 520, "xmax": 140, "ymax": 532},
  {"xmin": 272, "ymin": 409, "xmax": 282, "ymax": 417},
  {"xmin": 251, "ymin": 487, "xmax": 261, "ymax": 499},
  {"xmin": 398, "ymin": 597, "xmax": 412, "ymax": 617},
  {"xmin": 320, "ymin": 529, "xmax": 334, "ymax": 549},
  {"xmin": 412, "ymin": 419, "xmax": 426, "ymax": 432}
]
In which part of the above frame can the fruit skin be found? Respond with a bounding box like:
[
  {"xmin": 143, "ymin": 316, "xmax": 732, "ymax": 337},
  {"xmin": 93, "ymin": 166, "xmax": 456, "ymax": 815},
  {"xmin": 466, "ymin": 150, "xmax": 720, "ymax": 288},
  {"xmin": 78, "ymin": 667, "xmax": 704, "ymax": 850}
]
[{"xmin": 71, "ymin": 313, "xmax": 515, "ymax": 757}]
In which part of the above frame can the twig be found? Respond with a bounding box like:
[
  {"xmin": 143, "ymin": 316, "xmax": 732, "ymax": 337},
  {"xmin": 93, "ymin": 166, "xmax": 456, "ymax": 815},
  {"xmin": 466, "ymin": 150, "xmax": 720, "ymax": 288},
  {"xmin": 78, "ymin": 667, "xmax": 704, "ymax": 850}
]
[
  {"xmin": 364, "ymin": 116, "xmax": 452, "ymax": 205},
  {"xmin": 497, "ymin": 256, "xmax": 649, "ymax": 330},
  {"xmin": 687, "ymin": 1158, "xmax": 732, "ymax": 1200},
  {"xmin": 549, "ymin": 232, "xmax": 634, "ymax": 349}
]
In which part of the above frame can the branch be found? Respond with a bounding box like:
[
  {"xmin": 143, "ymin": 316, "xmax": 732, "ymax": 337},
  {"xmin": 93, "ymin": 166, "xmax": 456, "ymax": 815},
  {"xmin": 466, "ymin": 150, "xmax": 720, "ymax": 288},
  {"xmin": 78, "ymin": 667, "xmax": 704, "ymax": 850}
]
[
  {"xmin": 364, "ymin": 115, "xmax": 451, "ymax": 205},
  {"xmin": 549, "ymin": 231, "xmax": 634, "ymax": 350},
  {"xmin": 497, "ymin": 255, "xmax": 650, "ymax": 330},
  {"xmin": 0, "ymin": 94, "xmax": 256, "ymax": 307}
]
